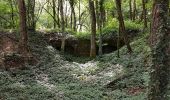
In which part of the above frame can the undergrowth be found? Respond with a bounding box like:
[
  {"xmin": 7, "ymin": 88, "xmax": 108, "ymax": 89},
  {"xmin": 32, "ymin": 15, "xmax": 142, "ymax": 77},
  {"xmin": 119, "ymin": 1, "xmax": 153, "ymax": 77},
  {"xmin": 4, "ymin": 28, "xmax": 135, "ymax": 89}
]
[{"xmin": 0, "ymin": 31, "xmax": 151, "ymax": 100}]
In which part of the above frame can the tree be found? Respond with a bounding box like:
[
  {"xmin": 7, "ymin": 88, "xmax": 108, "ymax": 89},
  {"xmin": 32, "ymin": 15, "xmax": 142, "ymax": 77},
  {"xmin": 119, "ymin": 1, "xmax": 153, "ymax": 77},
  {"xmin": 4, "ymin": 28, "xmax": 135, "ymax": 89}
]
[
  {"xmin": 57, "ymin": 0, "xmax": 60, "ymax": 28},
  {"xmin": 43, "ymin": 0, "xmax": 59, "ymax": 29},
  {"xmin": 52, "ymin": 0, "xmax": 56, "ymax": 28},
  {"xmin": 18, "ymin": 0, "xmax": 28, "ymax": 54},
  {"xmin": 69, "ymin": 0, "xmax": 76, "ymax": 31},
  {"xmin": 98, "ymin": 0, "xmax": 105, "ymax": 55},
  {"xmin": 89, "ymin": 0, "xmax": 96, "ymax": 57},
  {"xmin": 115, "ymin": 0, "xmax": 132, "ymax": 53},
  {"xmin": 129, "ymin": 0, "xmax": 132, "ymax": 20},
  {"xmin": 8, "ymin": 0, "xmax": 15, "ymax": 28},
  {"xmin": 60, "ymin": 0, "xmax": 66, "ymax": 52},
  {"xmin": 142, "ymin": 0, "xmax": 147, "ymax": 29},
  {"xmin": 132, "ymin": 0, "xmax": 136, "ymax": 21},
  {"xmin": 64, "ymin": 1, "xmax": 68, "ymax": 28},
  {"xmin": 95, "ymin": 0, "xmax": 99, "ymax": 31},
  {"xmin": 78, "ymin": 0, "xmax": 81, "ymax": 32},
  {"xmin": 148, "ymin": 0, "xmax": 169, "ymax": 100},
  {"xmin": 27, "ymin": 0, "xmax": 35, "ymax": 31}
]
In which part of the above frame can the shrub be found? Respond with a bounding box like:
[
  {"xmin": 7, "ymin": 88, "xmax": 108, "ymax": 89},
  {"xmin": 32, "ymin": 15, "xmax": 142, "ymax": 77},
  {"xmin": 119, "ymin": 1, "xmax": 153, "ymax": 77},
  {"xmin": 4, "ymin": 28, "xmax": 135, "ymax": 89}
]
[{"xmin": 101, "ymin": 18, "xmax": 143, "ymax": 36}]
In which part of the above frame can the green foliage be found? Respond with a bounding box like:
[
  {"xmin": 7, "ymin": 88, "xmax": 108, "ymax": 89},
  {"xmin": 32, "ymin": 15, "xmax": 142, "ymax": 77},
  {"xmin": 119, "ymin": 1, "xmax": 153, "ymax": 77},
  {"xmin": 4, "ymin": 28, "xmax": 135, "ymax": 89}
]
[
  {"xmin": 125, "ymin": 20, "xmax": 143, "ymax": 30},
  {"xmin": 0, "ymin": 1, "xmax": 10, "ymax": 13},
  {"xmin": 57, "ymin": 83, "xmax": 104, "ymax": 100},
  {"xmin": 37, "ymin": 13, "xmax": 54, "ymax": 29},
  {"xmin": 0, "ymin": 0, "xmax": 153, "ymax": 95},
  {"xmin": 0, "ymin": 32, "xmax": 104, "ymax": 100},
  {"xmin": 100, "ymin": 18, "xmax": 143, "ymax": 39},
  {"xmin": 101, "ymin": 18, "xmax": 119, "ymax": 35},
  {"xmin": 74, "ymin": 31, "xmax": 91, "ymax": 39},
  {"xmin": 94, "ymin": 32, "xmax": 151, "ymax": 99},
  {"xmin": 0, "ymin": 0, "xmax": 153, "ymax": 31},
  {"xmin": 104, "ymin": 0, "xmax": 115, "ymax": 11},
  {"xmin": 105, "ymin": 89, "xmax": 147, "ymax": 100},
  {"xmin": 0, "ymin": 0, "xmax": 18, "ymax": 28},
  {"xmin": 64, "ymin": 30, "xmax": 91, "ymax": 39},
  {"xmin": 0, "ymin": 29, "xmax": 152, "ymax": 100}
]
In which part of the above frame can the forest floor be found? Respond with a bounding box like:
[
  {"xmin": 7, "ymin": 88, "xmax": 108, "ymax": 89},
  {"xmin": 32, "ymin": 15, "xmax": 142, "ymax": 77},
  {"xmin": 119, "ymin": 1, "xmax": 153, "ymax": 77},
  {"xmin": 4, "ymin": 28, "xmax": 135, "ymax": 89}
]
[{"xmin": 0, "ymin": 31, "xmax": 151, "ymax": 100}]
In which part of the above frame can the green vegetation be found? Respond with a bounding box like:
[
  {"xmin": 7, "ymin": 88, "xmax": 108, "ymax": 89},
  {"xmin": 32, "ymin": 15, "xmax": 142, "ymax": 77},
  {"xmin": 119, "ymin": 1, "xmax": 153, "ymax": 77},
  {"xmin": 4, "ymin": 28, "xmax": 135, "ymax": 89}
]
[
  {"xmin": 0, "ymin": 31, "xmax": 151, "ymax": 100},
  {"xmin": 0, "ymin": 0, "xmax": 169, "ymax": 99}
]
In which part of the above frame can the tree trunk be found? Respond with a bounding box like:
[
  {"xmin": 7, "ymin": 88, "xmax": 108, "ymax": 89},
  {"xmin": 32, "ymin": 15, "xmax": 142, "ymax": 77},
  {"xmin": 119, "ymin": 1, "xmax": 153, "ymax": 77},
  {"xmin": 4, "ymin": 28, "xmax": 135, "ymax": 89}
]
[
  {"xmin": 73, "ymin": 7, "xmax": 76, "ymax": 31},
  {"xmin": 132, "ymin": 0, "xmax": 136, "ymax": 21},
  {"xmin": 27, "ymin": 0, "xmax": 35, "ymax": 31},
  {"xmin": 57, "ymin": 0, "xmax": 60, "ymax": 28},
  {"xmin": 18, "ymin": 0, "xmax": 28, "ymax": 54},
  {"xmin": 70, "ymin": 10, "xmax": 73, "ymax": 29},
  {"xmin": 117, "ymin": 24, "xmax": 120, "ymax": 58},
  {"xmin": 98, "ymin": 0, "xmax": 105, "ymax": 55},
  {"xmin": 69, "ymin": 0, "xmax": 76, "ymax": 31},
  {"xmin": 95, "ymin": 0, "xmax": 99, "ymax": 30},
  {"xmin": 129, "ymin": 0, "xmax": 132, "ymax": 20},
  {"xmin": 9, "ymin": 0, "xmax": 15, "ymax": 28},
  {"xmin": 89, "ymin": 0, "xmax": 96, "ymax": 57},
  {"xmin": 142, "ymin": 0, "xmax": 147, "ymax": 29},
  {"xmin": 79, "ymin": 0, "xmax": 81, "ymax": 32},
  {"xmin": 96, "ymin": 0, "xmax": 102, "ymax": 55},
  {"xmin": 148, "ymin": 0, "xmax": 169, "ymax": 100},
  {"xmin": 103, "ymin": 9, "xmax": 106, "ymax": 26},
  {"xmin": 115, "ymin": 0, "xmax": 132, "ymax": 53},
  {"xmin": 65, "ymin": 1, "xmax": 68, "ymax": 28},
  {"xmin": 59, "ymin": 0, "xmax": 65, "ymax": 52},
  {"xmin": 52, "ymin": 0, "xmax": 56, "ymax": 29}
]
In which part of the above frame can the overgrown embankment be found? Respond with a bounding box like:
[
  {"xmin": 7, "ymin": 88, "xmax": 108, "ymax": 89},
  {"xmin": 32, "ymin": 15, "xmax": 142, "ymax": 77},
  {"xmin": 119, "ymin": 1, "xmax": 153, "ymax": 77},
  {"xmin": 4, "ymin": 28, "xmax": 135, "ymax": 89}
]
[{"xmin": 0, "ymin": 31, "xmax": 151, "ymax": 100}]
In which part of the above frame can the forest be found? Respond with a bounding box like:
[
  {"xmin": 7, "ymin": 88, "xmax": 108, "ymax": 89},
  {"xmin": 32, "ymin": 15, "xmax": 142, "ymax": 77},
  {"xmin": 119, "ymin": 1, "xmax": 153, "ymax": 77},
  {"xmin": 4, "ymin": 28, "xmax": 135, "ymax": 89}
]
[{"xmin": 0, "ymin": 0, "xmax": 169, "ymax": 100}]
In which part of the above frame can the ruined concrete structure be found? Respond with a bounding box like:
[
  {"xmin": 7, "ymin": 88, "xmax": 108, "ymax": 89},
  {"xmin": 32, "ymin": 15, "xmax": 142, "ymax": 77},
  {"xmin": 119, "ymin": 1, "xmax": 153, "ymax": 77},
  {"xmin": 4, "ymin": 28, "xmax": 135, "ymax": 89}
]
[{"xmin": 45, "ymin": 30, "xmax": 139, "ymax": 56}]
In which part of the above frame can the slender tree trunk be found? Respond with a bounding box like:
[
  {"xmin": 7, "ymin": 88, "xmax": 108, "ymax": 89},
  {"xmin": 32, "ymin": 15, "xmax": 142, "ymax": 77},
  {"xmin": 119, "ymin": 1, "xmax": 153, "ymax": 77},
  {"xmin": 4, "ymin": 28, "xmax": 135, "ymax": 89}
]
[
  {"xmin": 115, "ymin": 0, "xmax": 132, "ymax": 53},
  {"xmin": 73, "ymin": 7, "xmax": 76, "ymax": 31},
  {"xmin": 70, "ymin": 10, "xmax": 73, "ymax": 29},
  {"xmin": 89, "ymin": 0, "xmax": 96, "ymax": 57},
  {"xmin": 98, "ymin": 27, "xmax": 103, "ymax": 55},
  {"xmin": 79, "ymin": 0, "xmax": 81, "ymax": 32},
  {"xmin": 32, "ymin": 0, "xmax": 35, "ymax": 30},
  {"xmin": 59, "ymin": 0, "xmax": 65, "ymax": 52},
  {"xmin": 117, "ymin": 24, "xmax": 120, "ymax": 58},
  {"xmin": 95, "ymin": 0, "xmax": 99, "ymax": 30},
  {"xmin": 69, "ymin": 0, "xmax": 76, "ymax": 31},
  {"xmin": 142, "ymin": 0, "xmax": 147, "ymax": 29},
  {"xmin": 65, "ymin": 1, "xmax": 68, "ymax": 28},
  {"xmin": 52, "ymin": 0, "xmax": 56, "ymax": 29},
  {"xmin": 140, "ymin": 10, "xmax": 144, "ymax": 21},
  {"xmin": 57, "ymin": 0, "xmax": 60, "ymax": 28},
  {"xmin": 9, "ymin": 0, "xmax": 15, "ymax": 28},
  {"xmin": 18, "ymin": 0, "xmax": 28, "ymax": 54},
  {"xmin": 103, "ymin": 9, "xmax": 106, "ymax": 26},
  {"xmin": 96, "ymin": 0, "xmax": 102, "ymax": 55},
  {"xmin": 132, "ymin": 0, "xmax": 136, "ymax": 21},
  {"xmin": 129, "ymin": 0, "xmax": 132, "ymax": 20},
  {"xmin": 98, "ymin": 0, "xmax": 105, "ymax": 55},
  {"xmin": 148, "ymin": 0, "xmax": 169, "ymax": 100},
  {"xmin": 27, "ymin": 0, "xmax": 35, "ymax": 31}
]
